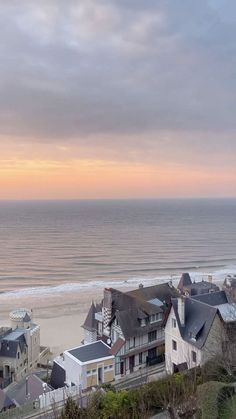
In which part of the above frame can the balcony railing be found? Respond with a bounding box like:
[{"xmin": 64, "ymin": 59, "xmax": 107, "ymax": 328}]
[
  {"xmin": 146, "ymin": 354, "xmax": 165, "ymax": 366},
  {"xmin": 124, "ymin": 335, "xmax": 164, "ymax": 355}
]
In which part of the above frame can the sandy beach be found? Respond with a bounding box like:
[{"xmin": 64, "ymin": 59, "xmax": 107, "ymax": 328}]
[
  {"xmin": 0, "ymin": 282, "xmax": 137, "ymax": 356},
  {"xmin": 0, "ymin": 286, "xmax": 105, "ymax": 356}
]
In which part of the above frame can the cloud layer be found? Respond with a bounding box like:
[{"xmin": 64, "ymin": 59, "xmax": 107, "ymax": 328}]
[{"xmin": 0, "ymin": 0, "xmax": 235, "ymax": 174}]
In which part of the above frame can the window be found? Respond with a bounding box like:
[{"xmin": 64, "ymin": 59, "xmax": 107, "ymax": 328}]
[
  {"xmin": 172, "ymin": 340, "xmax": 177, "ymax": 351},
  {"xmin": 141, "ymin": 319, "xmax": 146, "ymax": 327},
  {"xmin": 150, "ymin": 313, "xmax": 163, "ymax": 324},
  {"xmin": 92, "ymin": 369, "xmax": 97, "ymax": 374},
  {"xmin": 87, "ymin": 370, "xmax": 91, "ymax": 375},
  {"xmin": 192, "ymin": 351, "xmax": 197, "ymax": 363},
  {"xmin": 109, "ymin": 364, "xmax": 113, "ymax": 369},
  {"xmin": 17, "ymin": 352, "xmax": 20, "ymax": 359},
  {"xmin": 104, "ymin": 366, "xmax": 108, "ymax": 370},
  {"xmin": 129, "ymin": 337, "xmax": 135, "ymax": 348},
  {"xmin": 148, "ymin": 330, "xmax": 157, "ymax": 342},
  {"xmin": 172, "ymin": 318, "xmax": 176, "ymax": 328},
  {"xmin": 139, "ymin": 352, "xmax": 142, "ymax": 365}
]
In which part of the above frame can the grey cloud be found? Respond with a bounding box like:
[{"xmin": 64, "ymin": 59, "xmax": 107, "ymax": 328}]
[{"xmin": 0, "ymin": 0, "xmax": 236, "ymax": 157}]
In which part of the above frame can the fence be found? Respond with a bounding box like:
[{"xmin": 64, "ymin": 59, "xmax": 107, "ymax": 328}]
[{"xmin": 39, "ymin": 384, "xmax": 82, "ymax": 410}]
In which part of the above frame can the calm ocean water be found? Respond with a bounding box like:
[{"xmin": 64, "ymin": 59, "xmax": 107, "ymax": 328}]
[{"xmin": 0, "ymin": 198, "xmax": 235, "ymax": 296}]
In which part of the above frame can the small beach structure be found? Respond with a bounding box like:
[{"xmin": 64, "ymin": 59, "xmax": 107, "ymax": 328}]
[{"xmin": 51, "ymin": 340, "xmax": 114, "ymax": 391}]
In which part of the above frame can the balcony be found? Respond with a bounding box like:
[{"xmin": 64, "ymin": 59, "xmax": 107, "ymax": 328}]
[{"xmin": 123, "ymin": 335, "xmax": 164, "ymax": 357}]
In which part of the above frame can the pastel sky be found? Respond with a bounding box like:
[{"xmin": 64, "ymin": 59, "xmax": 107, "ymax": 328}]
[{"xmin": 0, "ymin": 0, "xmax": 235, "ymax": 199}]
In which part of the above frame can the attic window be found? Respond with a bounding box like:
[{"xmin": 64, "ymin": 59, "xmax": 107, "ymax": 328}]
[
  {"xmin": 189, "ymin": 332, "xmax": 196, "ymax": 341},
  {"xmin": 150, "ymin": 313, "xmax": 162, "ymax": 324},
  {"xmin": 172, "ymin": 319, "xmax": 177, "ymax": 328}
]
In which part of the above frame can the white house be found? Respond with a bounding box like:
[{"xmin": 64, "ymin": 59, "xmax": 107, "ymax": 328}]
[
  {"xmin": 51, "ymin": 341, "xmax": 114, "ymax": 391},
  {"xmin": 165, "ymin": 291, "xmax": 236, "ymax": 374}
]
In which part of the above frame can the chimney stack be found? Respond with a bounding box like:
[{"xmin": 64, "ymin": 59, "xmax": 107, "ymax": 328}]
[
  {"xmin": 178, "ymin": 297, "xmax": 185, "ymax": 326},
  {"xmin": 208, "ymin": 275, "xmax": 213, "ymax": 283},
  {"xmin": 103, "ymin": 288, "xmax": 113, "ymax": 336}
]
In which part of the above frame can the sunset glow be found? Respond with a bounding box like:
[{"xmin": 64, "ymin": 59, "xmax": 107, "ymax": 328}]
[{"xmin": 0, "ymin": 1, "xmax": 235, "ymax": 200}]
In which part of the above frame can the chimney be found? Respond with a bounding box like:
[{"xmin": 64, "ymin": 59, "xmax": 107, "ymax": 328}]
[
  {"xmin": 208, "ymin": 275, "xmax": 212, "ymax": 283},
  {"xmin": 103, "ymin": 288, "xmax": 113, "ymax": 336},
  {"xmin": 178, "ymin": 297, "xmax": 185, "ymax": 326}
]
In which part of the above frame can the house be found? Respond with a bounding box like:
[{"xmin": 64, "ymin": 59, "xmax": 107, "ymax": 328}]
[
  {"xmin": 83, "ymin": 282, "xmax": 178, "ymax": 378},
  {"xmin": 177, "ymin": 273, "xmax": 219, "ymax": 296},
  {"xmin": 165, "ymin": 291, "xmax": 236, "ymax": 374},
  {"xmin": 223, "ymin": 275, "xmax": 236, "ymax": 302},
  {"xmin": 51, "ymin": 341, "xmax": 114, "ymax": 391},
  {"xmin": 0, "ymin": 308, "xmax": 40, "ymax": 387}
]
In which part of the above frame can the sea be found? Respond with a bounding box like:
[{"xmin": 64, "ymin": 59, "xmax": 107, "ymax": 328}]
[{"xmin": 0, "ymin": 198, "xmax": 235, "ymax": 298}]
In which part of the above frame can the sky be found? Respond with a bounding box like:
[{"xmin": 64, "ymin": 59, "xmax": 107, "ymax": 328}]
[{"xmin": 0, "ymin": 0, "xmax": 235, "ymax": 199}]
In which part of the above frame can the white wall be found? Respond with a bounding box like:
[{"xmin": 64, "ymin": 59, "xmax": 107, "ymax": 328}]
[
  {"xmin": 165, "ymin": 307, "xmax": 224, "ymax": 374},
  {"xmin": 39, "ymin": 384, "xmax": 81, "ymax": 410},
  {"xmin": 64, "ymin": 353, "xmax": 84, "ymax": 388},
  {"xmin": 165, "ymin": 307, "xmax": 202, "ymax": 373}
]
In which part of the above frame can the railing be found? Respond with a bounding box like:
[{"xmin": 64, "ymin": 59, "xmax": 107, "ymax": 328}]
[
  {"xmin": 124, "ymin": 335, "xmax": 164, "ymax": 355},
  {"xmin": 146, "ymin": 354, "xmax": 165, "ymax": 366}
]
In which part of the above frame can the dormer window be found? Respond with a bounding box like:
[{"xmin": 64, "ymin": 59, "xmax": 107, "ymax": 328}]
[
  {"xmin": 150, "ymin": 313, "xmax": 162, "ymax": 324},
  {"xmin": 141, "ymin": 319, "xmax": 146, "ymax": 327},
  {"xmin": 172, "ymin": 318, "xmax": 177, "ymax": 328},
  {"xmin": 189, "ymin": 332, "xmax": 196, "ymax": 341}
]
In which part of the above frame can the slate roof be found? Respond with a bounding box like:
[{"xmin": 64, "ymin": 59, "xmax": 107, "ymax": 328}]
[
  {"xmin": 68, "ymin": 341, "xmax": 112, "ymax": 363},
  {"xmin": 177, "ymin": 273, "xmax": 219, "ymax": 296},
  {"xmin": 0, "ymin": 390, "xmax": 15, "ymax": 411},
  {"xmin": 191, "ymin": 291, "xmax": 229, "ymax": 306},
  {"xmin": 82, "ymin": 302, "xmax": 98, "ymax": 332},
  {"xmin": 6, "ymin": 374, "xmax": 51, "ymax": 406},
  {"xmin": 216, "ymin": 303, "xmax": 236, "ymax": 322},
  {"xmin": 127, "ymin": 282, "xmax": 178, "ymax": 303},
  {"xmin": 172, "ymin": 297, "xmax": 218, "ymax": 349},
  {"xmin": 0, "ymin": 329, "xmax": 26, "ymax": 358},
  {"xmin": 23, "ymin": 313, "xmax": 31, "ymax": 323},
  {"xmin": 50, "ymin": 361, "xmax": 66, "ymax": 389},
  {"xmin": 108, "ymin": 283, "xmax": 178, "ymax": 340},
  {"xmin": 177, "ymin": 273, "xmax": 192, "ymax": 291},
  {"xmin": 114, "ymin": 307, "xmax": 163, "ymax": 339}
]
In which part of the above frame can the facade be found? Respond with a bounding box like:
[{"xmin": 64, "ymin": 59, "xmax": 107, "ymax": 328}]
[
  {"xmin": 0, "ymin": 308, "xmax": 40, "ymax": 387},
  {"xmin": 165, "ymin": 291, "xmax": 236, "ymax": 374},
  {"xmin": 52, "ymin": 341, "xmax": 114, "ymax": 391},
  {"xmin": 83, "ymin": 282, "xmax": 178, "ymax": 378}
]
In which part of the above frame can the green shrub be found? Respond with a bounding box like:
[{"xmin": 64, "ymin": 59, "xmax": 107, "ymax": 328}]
[{"xmin": 197, "ymin": 381, "xmax": 235, "ymax": 419}]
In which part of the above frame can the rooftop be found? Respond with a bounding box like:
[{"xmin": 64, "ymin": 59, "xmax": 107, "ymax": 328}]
[
  {"xmin": 3, "ymin": 328, "xmax": 25, "ymax": 341},
  {"xmin": 68, "ymin": 341, "xmax": 112, "ymax": 363},
  {"xmin": 216, "ymin": 303, "xmax": 236, "ymax": 322}
]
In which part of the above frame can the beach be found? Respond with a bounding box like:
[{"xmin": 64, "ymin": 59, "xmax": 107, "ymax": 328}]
[{"xmin": 0, "ymin": 285, "xmax": 105, "ymax": 356}]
